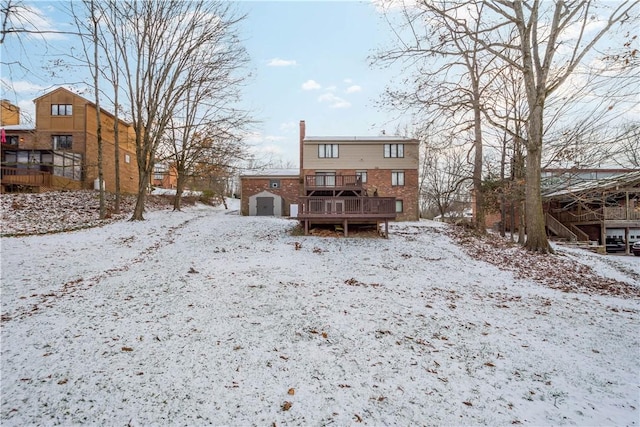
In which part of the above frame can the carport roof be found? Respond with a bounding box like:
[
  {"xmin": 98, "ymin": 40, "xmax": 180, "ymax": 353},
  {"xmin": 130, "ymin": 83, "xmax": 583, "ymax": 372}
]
[{"xmin": 240, "ymin": 169, "xmax": 299, "ymax": 179}]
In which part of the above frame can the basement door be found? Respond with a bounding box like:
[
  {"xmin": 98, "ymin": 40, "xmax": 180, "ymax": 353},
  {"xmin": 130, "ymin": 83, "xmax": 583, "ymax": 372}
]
[{"xmin": 256, "ymin": 197, "xmax": 275, "ymax": 216}]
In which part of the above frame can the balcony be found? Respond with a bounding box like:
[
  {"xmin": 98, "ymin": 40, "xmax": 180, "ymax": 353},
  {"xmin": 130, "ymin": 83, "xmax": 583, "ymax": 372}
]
[
  {"xmin": 1, "ymin": 166, "xmax": 51, "ymax": 188},
  {"xmin": 304, "ymin": 174, "xmax": 364, "ymax": 191}
]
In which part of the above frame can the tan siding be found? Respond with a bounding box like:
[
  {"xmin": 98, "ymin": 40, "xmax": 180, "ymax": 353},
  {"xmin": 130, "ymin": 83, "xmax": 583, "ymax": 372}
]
[
  {"xmin": 25, "ymin": 88, "xmax": 140, "ymax": 193},
  {"xmin": 304, "ymin": 141, "xmax": 419, "ymax": 170},
  {"xmin": 0, "ymin": 100, "xmax": 20, "ymax": 126}
]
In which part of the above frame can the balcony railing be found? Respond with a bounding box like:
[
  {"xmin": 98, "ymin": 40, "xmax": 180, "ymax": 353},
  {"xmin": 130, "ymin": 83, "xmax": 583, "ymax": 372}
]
[
  {"xmin": 304, "ymin": 175, "xmax": 363, "ymax": 189},
  {"xmin": 298, "ymin": 196, "xmax": 397, "ymax": 219},
  {"xmin": 1, "ymin": 166, "xmax": 51, "ymax": 187},
  {"xmin": 554, "ymin": 206, "xmax": 640, "ymax": 223}
]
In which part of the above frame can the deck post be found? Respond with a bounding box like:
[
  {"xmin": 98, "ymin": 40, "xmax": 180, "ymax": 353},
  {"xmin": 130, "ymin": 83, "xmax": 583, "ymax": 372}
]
[
  {"xmin": 343, "ymin": 219, "xmax": 348, "ymax": 237},
  {"xmin": 304, "ymin": 220, "xmax": 309, "ymax": 235},
  {"xmin": 384, "ymin": 220, "xmax": 389, "ymax": 238}
]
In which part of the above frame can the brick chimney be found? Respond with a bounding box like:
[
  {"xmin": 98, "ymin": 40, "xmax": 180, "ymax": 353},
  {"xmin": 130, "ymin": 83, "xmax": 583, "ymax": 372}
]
[{"xmin": 299, "ymin": 120, "xmax": 305, "ymax": 183}]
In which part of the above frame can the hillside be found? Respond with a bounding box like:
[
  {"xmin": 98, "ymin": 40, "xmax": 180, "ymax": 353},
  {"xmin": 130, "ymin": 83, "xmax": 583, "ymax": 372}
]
[{"xmin": 1, "ymin": 191, "xmax": 639, "ymax": 425}]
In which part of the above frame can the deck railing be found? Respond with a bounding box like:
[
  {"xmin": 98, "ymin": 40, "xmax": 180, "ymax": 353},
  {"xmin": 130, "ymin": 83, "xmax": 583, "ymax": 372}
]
[
  {"xmin": 0, "ymin": 166, "xmax": 51, "ymax": 187},
  {"xmin": 555, "ymin": 206, "xmax": 640, "ymax": 223},
  {"xmin": 304, "ymin": 175, "xmax": 363, "ymax": 189},
  {"xmin": 298, "ymin": 196, "xmax": 396, "ymax": 219}
]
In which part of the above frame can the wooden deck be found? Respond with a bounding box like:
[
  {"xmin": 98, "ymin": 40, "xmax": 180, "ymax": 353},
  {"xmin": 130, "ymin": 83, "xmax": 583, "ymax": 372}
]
[
  {"xmin": 297, "ymin": 196, "xmax": 397, "ymax": 237},
  {"xmin": 1, "ymin": 166, "xmax": 51, "ymax": 188}
]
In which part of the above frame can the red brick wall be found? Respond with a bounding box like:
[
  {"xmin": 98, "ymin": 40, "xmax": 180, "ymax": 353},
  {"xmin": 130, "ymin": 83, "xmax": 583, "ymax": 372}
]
[
  {"xmin": 240, "ymin": 177, "xmax": 301, "ymax": 216},
  {"xmin": 302, "ymin": 168, "xmax": 419, "ymax": 221}
]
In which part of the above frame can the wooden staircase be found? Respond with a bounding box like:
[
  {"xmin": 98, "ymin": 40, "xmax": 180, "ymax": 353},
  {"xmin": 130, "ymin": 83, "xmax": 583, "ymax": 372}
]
[{"xmin": 546, "ymin": 212, "xmax": 578, "ymax": 242}]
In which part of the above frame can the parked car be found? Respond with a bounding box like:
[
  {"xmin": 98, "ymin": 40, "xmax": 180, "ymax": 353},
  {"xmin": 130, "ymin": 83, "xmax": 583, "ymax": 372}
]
[
  {"xmin": 632, "ymin": 241, "xmax": 640, "ymax": 256},
  {"xmin": 605, "ymin": 237, "xmax": 626, "ymax": 253}
]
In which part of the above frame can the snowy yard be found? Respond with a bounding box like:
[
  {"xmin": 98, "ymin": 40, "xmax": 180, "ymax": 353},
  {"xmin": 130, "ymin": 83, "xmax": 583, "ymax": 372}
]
[{"xmin": 1, "ymin": 195, "xmax": 639, "ymax": 425}]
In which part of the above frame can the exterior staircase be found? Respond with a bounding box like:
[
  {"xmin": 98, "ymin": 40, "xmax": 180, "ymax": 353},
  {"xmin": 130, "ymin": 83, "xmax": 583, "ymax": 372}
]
[{"xmin": 546, "ymin": 212, "xmax": 578, "ymax": 242}]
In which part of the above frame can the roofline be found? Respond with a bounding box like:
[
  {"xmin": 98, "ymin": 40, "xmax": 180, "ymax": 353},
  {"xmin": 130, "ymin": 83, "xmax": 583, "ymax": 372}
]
[
  {"xmin": 240, "ymin": 174, "xmax": 300, "ymax": 179},
  {"xmin": 304, "ymin": 136, "xmax": 419, "ymax": 143},
  {"xmin": 32, "ymin": 87, "xmax": 133, "ymax": 127},
  {"xmin": 543, "ymin": 168, "xmax": 640, "ymax": 173}
]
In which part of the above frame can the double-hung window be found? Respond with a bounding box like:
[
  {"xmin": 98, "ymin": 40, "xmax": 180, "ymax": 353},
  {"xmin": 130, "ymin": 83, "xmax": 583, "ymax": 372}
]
[
  {"xmin": 51, "ymin": 104, "xmax": 73, "ymax": 116},
  {"xmin": 52, "ymin": 135, "xmax": 73, "ymax": 150},
  {"xmin": 355, "ymin": 170, "xmax": 367, "ymax": 184},
  {"xmin": 318, "ymin": 144, "xmax": 339, "ymax": 158},
  {"xmin": 395, "ymin": 200, "xmax": 404, "ymax": 213},
  {"xmin": 384, "ymin": 143, "xmax": 404, "ymax": 158},
  {"xmin": 391, "ymin": 171, "xmax": 405, "ymax": 186}
]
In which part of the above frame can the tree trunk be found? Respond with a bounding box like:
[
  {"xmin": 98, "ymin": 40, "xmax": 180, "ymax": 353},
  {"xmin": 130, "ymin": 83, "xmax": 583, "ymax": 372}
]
[
  {"xmin": 473, "ymin": 105, "xmax": 485, "ymax": 232},
  {"xmin": 131, "ymin": 170, "xmax": 149, "ymax": 220},
  {"xmin": 173, "ymin": 173, "xmax": 185, "ymax": 211},
  {"xmin": 524, "ymin": 107, "xmax": 552, "ymax": 253},
  {"xmin": 113, "ymin": 98, "xmax": 121, "ymax": 214}
]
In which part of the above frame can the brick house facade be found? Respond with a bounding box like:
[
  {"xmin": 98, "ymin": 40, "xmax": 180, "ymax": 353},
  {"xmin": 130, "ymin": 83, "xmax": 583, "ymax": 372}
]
[
  {"xmin": 239, "ymin": 170, "xmax": 301, "ymax": 217},
  {"xmin": 240, "ymin": 121, "xmax": 420, "ymax": 225},
  {"xmin": 1, "ymin": 88, "xmax": 139, "ymax": 193}
]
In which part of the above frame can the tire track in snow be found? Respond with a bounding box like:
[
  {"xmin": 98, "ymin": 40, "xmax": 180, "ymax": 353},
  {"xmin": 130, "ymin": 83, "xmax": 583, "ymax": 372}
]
[{"xmin": 0, "ymin": 211, "xmax": 213, "ymax": 323}]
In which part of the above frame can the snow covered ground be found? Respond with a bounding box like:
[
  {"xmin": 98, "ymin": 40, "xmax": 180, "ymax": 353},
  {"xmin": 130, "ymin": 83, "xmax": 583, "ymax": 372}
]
[{"xmin": 1, "ymin": 194, "xmax": 639, "ymax": 426}]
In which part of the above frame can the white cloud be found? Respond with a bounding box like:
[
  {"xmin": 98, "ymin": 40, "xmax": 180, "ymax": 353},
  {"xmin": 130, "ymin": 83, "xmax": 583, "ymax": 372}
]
[
  {"xmin": 265, "ymin": 135, "xmax": 286, "ymax": 142},
  {"xmin": 1, "ymin": 79, "xmax": 47, "ymax": 93},
  {"xmin": 279, "ymin": 121, "xmax": 297, "ymax": 132},
  {"xmin": 301, "ymin": 80, "xmax": 322, "ymax": 90},
  {"xmin": 267, "ymin": 58, "xmax": 298, "ymax": 67},
  {"xmin": 344, "ymin": 78, "xmax": 353, "ymax": 84},
  {"xmin": 325, "ymin": 85, "xmax": 337, "ymax": 92},
  {"xmin": 345, "ymin": 85, "xmax": 362, "ymax": 94},
  {"xmin": 318, "ymin": 93, "xmax": 351, "ymax": 109},
  {"xmin": 20, "ymin": 5, "xmax": 69, "ymax": 41}
]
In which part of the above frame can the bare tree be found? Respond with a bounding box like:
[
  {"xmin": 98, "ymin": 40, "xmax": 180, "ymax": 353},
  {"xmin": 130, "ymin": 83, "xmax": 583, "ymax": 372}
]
[
  {"xmin": 160, "ymin": 23, "xmax": 251, "ymax": 211},
  {"xmin": 473, "ymin": 0, "xmax": 638, "ymax": 252},
  {"xmin": 189, "ymin": 134, "xmax": 250, "ymax": 207},
  {"xmin": 373, "ymin": 1, "xmax": 502, "ymax": 232},
  {"xmin": 99, "ymin": 0, "xmax": 248, "ymax": 220},
  {"xmin": 379, "ymin": 0, "xmax": 637, "ymax": 252},
  {"xmin": 421, "ymin": 143, "xmax": 471, "ymax": 220},
  {"xmin": 72, "ymin": 0, "xmax": 107, "ymax": 218}
]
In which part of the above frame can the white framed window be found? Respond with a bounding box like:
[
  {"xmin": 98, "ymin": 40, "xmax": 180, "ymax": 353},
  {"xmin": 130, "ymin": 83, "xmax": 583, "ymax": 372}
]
[
  {"xmin": 384, "ymin": 143, "xmax": 404, "ymax": 158},
  {"xmin": 391, "ymin": 171, "xmax": 405, "ymax": 186},
  {"xmin": 52, "ymin": 135, "xmax": 72, "ymax": 150},
  {"xmin": 315, "ymin": 171, "xmax": 336, "ymax": 186},
  {"xmin": 318, "ymin": 144, "xmax": 339, "ymax": 158},
  {"xmin": 51, "ymin": 104, "xmax": 72, "ymax": 116},
  {"xmin": 395, "ymin": 200, "xmax": 403, "ymax": 213},
  {"xmin": 355, "ymin": 170, "xmax": 367, "ymax": 183}
]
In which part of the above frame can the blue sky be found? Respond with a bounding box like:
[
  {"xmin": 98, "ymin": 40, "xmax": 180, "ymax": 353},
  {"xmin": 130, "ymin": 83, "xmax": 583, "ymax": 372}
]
[
  {"xmin": 1, "ymin": 1, "xmax": 404, "ymax": 166},
  {"xmin": 238, "ymin": 1, "xmax": 404, "ymax": 165}
]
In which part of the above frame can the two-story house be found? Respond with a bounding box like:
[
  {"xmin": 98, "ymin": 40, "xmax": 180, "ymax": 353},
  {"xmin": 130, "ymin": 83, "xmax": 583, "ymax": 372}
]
[
  {"xmin": 1, "ymin": 88, "xmax": 138, "ymax": 193},
  {"xmin": 240, "ymin": 120, "xmax": 419, "ymax": 236}
]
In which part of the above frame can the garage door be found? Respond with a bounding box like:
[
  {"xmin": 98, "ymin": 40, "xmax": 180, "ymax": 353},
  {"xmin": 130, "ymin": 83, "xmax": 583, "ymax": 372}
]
[{"xmin": 256, "ymin": 197, "xmax": 274, "ymax": 216}]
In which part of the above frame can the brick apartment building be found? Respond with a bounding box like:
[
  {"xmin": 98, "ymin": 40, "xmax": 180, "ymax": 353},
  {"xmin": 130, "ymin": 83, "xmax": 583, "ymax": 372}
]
[{"xmin": 1, "ymin": 88, "xmax": 138, "ymax": 193}]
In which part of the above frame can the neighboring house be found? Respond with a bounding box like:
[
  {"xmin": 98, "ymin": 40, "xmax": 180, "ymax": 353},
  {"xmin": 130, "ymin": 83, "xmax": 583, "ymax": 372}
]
[
  {"xmin": 240, "ymin": 120, "xmax": 420, "ymax": 236},
  {"xmin": 1, "ymin": 99, "xmax": 20, "ymax": 126},
  {"xmin": 239, "ymin": 169, "xmax": 300, "ymax": 217},
  {"xmin": 542, "ymin": 169, "xmax": 640, "ymax": 254},
  {"xmin": 152, "ymin": 162, "xmax": 178, "ymax": 189},
  {"xmin": 1, "ymin": 88, "xmax": 138, "ymax": 193}
]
